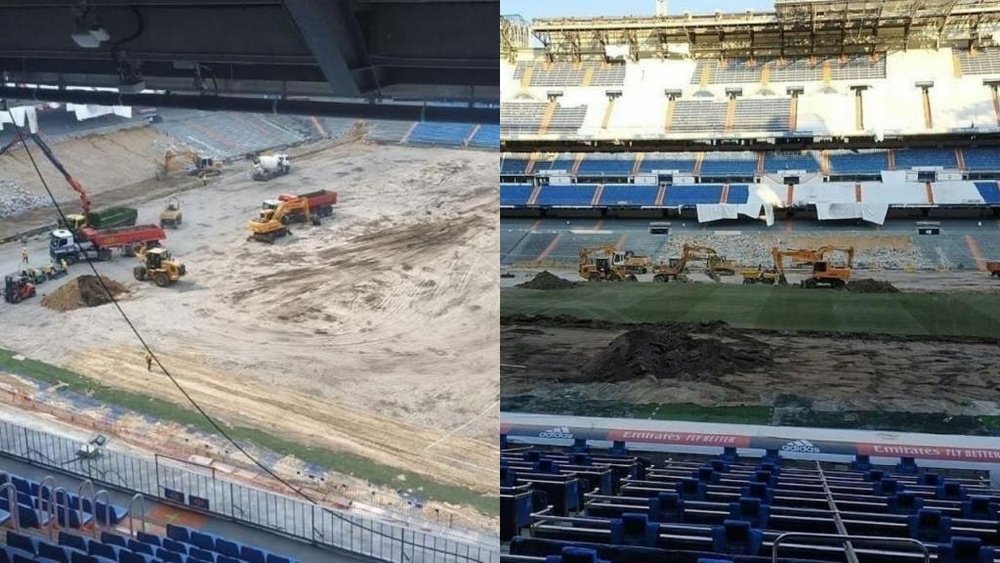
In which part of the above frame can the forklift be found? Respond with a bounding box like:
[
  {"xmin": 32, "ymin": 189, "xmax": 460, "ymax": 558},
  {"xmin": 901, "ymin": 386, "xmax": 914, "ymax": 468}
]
[{"xmin": 4, "ymin": 276, "xmax": 36, "ymax": 304}]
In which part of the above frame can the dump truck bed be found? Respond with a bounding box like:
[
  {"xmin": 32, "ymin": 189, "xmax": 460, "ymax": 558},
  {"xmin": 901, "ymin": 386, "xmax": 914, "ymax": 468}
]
[{"xmin": 82, "ymin": 224, "xmax": 166, "ymax": 248}]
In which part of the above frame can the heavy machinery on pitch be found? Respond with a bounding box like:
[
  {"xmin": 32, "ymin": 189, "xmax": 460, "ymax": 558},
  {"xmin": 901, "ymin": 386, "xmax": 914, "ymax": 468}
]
[
  {"xmin": 160, "ymin": 197, "xmax": 183, "ymax": 228},
  {"xmin": 250, "ymin": 154, "xmax": 291, "ymax": 181},
  {"xmin": 3, "ymin": 276, "xmax": 35, "ymax": 304},
  {"xmin": 157, "ymin": 150, "xmax": 221, "ymax": 180},
  {"xmin": 578, "ymin": 246, "xmax": 641, "ymax": 281},
  {"xmin": 133, "ymin": 246, "xmax": 186, "ymax": 287},
  {"xmin": 653, "ymin": 244, "xmax": 737, "ymax": 282},
  {"xmin": 247, "ymin": 190, "xmax": 337, "ymax": 243},
  {"xmin": 771, "ymin": 246, "xmax": 854, "ymax": 288}
]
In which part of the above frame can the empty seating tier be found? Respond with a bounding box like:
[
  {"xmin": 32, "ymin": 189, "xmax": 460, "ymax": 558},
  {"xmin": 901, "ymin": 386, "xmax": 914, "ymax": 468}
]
[
  {"xmin": 828, "ymin": 151, "xmax": 889, "ymax": 174},
  {"xmin": 954, "ymin": 48, "xmax": 1000, "ymax": 75},
  {"xmin": 406, "ymin": 122, "xmax": 475, "ymax": 146},
  {"xmin": 894, "ymin": 148, "xmax": 958, "ymax": 169},
  {"xmin": 501, "ymin": 184, "xmax": 535, "ymax": 206},
  {"xmin": 501, "ymin": 441, "xmax": 999, "ymax": 563},
  {"xmin": 514, "ymin": 62, "xmax": 626, "ymax": 87},
  {"xmin": 535, "ymin": 185, "xmax": 598, "ymax": 207},
  {"xmin": 691, "ymin": 56, "xmax": 886, "ymax": 85}
]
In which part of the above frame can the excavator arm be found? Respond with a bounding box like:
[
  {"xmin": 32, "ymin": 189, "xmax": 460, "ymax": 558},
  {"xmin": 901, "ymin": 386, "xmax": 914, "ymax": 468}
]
[
  {"xmin": 28, "ymin": 133, "xmax": 92, "ymax": 218},
  {"xmin": 816, "ymin": 245, "xmax": 855, "ymax": 268}
]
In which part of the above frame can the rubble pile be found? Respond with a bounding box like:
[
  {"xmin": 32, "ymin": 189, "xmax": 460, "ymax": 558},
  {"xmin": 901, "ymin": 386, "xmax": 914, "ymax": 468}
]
[{"xmin": 0, "ymin": 180, "xmax": 48, "ymax": 218}]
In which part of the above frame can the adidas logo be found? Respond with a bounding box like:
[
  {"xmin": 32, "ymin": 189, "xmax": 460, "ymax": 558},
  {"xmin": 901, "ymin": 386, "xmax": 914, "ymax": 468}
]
[
  {"xmin": 780, "ymin": 439, "xmax": 821, "ymax": 454},
  {"xmin": 538, "ymin": 426, "xmax": 574, "ymax": 439}
]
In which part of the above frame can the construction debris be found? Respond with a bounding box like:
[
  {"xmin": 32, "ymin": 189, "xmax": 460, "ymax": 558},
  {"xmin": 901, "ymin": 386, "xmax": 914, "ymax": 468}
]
[
  {"xmin": 846, "ymin": 279, "xmax": 900, "ymax": 293},
  {"xmin": 0, "ymin": 180, "xmax": 48, "ymax": 218},
  {"xmin": 516, "ymin": 271, "xmax": 577, "ymax": 290},
  {"xmin": 41, "ymin": 275, "xmax": 128, "ymax": 311},
  {"xmin": 579, "ymin": 324, "xmax": 772, "ymax": 383}
]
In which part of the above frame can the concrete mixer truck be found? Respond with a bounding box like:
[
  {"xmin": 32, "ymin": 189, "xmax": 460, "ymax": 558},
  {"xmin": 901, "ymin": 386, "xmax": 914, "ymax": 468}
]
[{"xmin": 249, "ymin": 154, "xmax": 291, "ymax": 181}]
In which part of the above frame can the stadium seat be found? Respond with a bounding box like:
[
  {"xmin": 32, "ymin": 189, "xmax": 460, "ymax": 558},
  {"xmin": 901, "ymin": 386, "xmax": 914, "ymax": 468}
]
[
  {"xmin": 117, "ymin": 550, "xmax": 151, "ymax": 563},
  {"xmin": 70, "ymin": 552, "xmax": 101, "ymax": 563},
  {"xmin": 102, "ymin": 532, "xmax": 128, "ymax": 548},
  {"xmin": 187, "ymin": 547, "xmax": 215, "ymax": 562},
  {"xmin": 648, "ymin": 493, "xmax": 684, "ymax": 522},
  {"xmin": 711, "ymin": 520, "xmax": 762, "ymax": 555},
  {"xmin": 6, "ymin": 531, "xmax": 36, "ymax": 554},
  {"xmin": 850, "ymin": 454, "xmax": 872, "ymax": 471},
  {"xmin": 740, "ymin": 482, "xmax": 773, "ymax": 505},
  {"xmin": 676, "ymin": 478, "xmax": 707, "ymax": 501},
  {"xmin": 155, "ymin": 549, "xmax": 183, "ymax": 563},
  {"xmin": 908, "ymin": 508, "xmax": 952, "ymax": 543},
  {"xmin": 165, "ymin": 525, "xmax": 190, "ymax": 544},
  {"xmin": 938, "ymin": 482, "xmax": 968, "ymax": 501},
  {"xmin": 919, "ymin": 473, "xmax": 941, "ymax": 486},
  {"xmin": 895, "ymin": 457, "xmax": 918, "ymax": 474},
  {"xmin": 216, "ymin": 557, "xmax": 241, "ymax": 563},
  {"xmin": 127, "ymin": 540, "xmax": 154, "ymax": 555},
  {"xmin": 887, "ymin": 492, "xmax": 924, "ymax": 515},
  {"xmin": 875, "ymin": 478, "xmax": 904, "ymax": 495},
  {"xmin": 708, "ymin": 460, "xmax": 730, "ymax": 473},
  {"xmin": 135, "ymin": 532, "xmax": 161, "ymax": 547},
  {"xmin": 961, "ymin": 496, "xmax": 998, "ymax": 520},
  {"xmin": 758, "ymin": 462, "xmax": 780, "ymax": 476},
  {"xmin": 760, "ymin": 449, "xmax": 781, "ymax": 466},
  {"xmin": 160, "ymin": 539, "xmax": 187, "ymax": 555},
  {"xmin": 937, "ymin": 536, "xmax": 996, "ymax": 563},
  {"xmin": 728, "ymin": 497, "xmax": 770, "ymax": 528},
  {"xmin": 37, "ymin": 543, "xmax": 70, "ymax": 563},
  {"xmin": 696, "ymin": 467, "xmax": 719, "ymax": 484},
  {"xmin": 264, "ymin": 555, "xmax": 294, "ymax": 563},
  {"xmin": 214, "ymin": 538, "xmax": 240, "ymax": 558},
  {"xmin": 238, "ymin": 546, "xmax": 266, "ymax": 563},
  {"xmin": 750, "ymin": 471, "xmax": 776, "ymax": 488},
  {"xmin": 86, "ymin": 541, "xmax": 118, "ymax": 560},
  {"xmin": 572, "ymin": 439, "xmax": 590, "ymax": 453},
  {"xmin": 544, "ymin": 547, "xmax": 609, "ymax": 563},
  {"xmin": 609, "ymin": 513, "xmax": 659, "ymax": 547},
  {"xmin": 536, "ymin": 460, "xmax": 561, "ymax": 474},
  {"xmin": 189, "ymin": 530, "xmax": 216, "ymax": 551},
  {"xmin": 719, "ymin": 447, "xmax": 739, "ymax": 463},
  {"xmin": 59, "ymin": 531, "xmax": 88, "ymax": 551},
  {"xmin": 864, "ymin": 469, "xmax": 885, "ymax": 482}
]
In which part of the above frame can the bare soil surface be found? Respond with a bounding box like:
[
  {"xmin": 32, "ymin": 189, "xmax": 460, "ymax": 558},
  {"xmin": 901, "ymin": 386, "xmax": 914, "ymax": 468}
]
[
  {"xmin": 502, "ymin": 316, "xmax": 1000, "ymax": 415},
  {"xmin": 41, "ymin": 275, "xmax": 128, "ymax": 310},
  {"xmin": 0, "ymin": 140, "xmax": 499, "ymax": 513}
]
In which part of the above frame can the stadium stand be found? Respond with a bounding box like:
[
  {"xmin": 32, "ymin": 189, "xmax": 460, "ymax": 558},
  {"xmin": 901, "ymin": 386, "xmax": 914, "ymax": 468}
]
[
  {"xmin": 468, "ymin": 124, "xmax": 501, "ymax": 149},
  {"xmin": 407, "ymin": 122, "xmax": 476, "ymax": 147},
  {"xmin": 500, "ymin": 438, "xmax": 1000, "ymax": 563},
  {"xmin": 691, "ymin": 56, "xmax": 887, "ymax": 85},
  {"xmin": 953, "ymin": 48, "xmax": 1000, "ymax": 75},
  {"xmin": 513, "ymin": 62, "xmax": 626, "ymax": 88},
  {"xmin": 535, "ymin": 185, "xmax": 598, "ymax": 207},
  {"xmin": 827, "ymin": 150, "xmax": 889, "ymax": 175}
]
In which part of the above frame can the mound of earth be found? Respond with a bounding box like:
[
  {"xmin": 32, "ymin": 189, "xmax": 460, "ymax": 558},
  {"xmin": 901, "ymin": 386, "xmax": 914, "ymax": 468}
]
[
  {"xmin": 847, "ymin": 279, "xmax": 899, "ymax": 293},
  {"xmin": 41, "ymin": 275, "xmax": 127, "ymax": 311},
  {"xmin": 579, "ymin": 325, "xmax": 771, "ymax": 383},
  {"xmin": 517, "ymin": 271, "xmax": 577, "ymax": 290}
]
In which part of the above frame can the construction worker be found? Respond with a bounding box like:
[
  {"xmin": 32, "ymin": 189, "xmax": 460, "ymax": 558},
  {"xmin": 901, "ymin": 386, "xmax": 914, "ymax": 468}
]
[
  {"xmin": 60, "ymin": 258, "xmax": 68, "ymax": 273},
  {"xmin": 20, "ymin": 246, "xmax": 28, "ymax": 266},
  {"xmin": 145, "ymin": 352, "xmax": 153, "ymax": 372}
]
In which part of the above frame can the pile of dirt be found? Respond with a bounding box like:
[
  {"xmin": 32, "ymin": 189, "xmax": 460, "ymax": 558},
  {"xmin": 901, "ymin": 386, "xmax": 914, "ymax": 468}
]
[
  {"xmin": 516, "ymin": 271, "xmax": 577, "ymax": 290},
  {"xmin": 41, "ymin": 275, "xmax": 127, "ymax": 311},
  {"xmin": 579, "ymin": 325, "xmax": 771, "ymax": 383},
  {"xmin": 846, "ymin": 279, "xmax": 900, "ymax": 293}
]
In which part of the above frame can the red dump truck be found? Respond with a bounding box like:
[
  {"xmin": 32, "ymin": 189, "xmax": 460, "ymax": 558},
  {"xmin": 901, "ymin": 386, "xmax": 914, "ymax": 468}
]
[
  {"xmin": 49, "ymin": 224, "xmax": 166, "ymax": 264},
  {"xmin": 268, "ymin": 189, "xmax": 338, "ymax": 219}
]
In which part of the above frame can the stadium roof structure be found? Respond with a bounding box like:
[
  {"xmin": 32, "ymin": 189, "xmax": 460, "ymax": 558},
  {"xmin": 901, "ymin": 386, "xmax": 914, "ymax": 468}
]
[
  {"xmin": 528, "ymin": 0, "xmax": 1000, "ymax": 62},
  {"xmin": 0, "ymin": 0, "xmax": 499, "ymax": 123}
]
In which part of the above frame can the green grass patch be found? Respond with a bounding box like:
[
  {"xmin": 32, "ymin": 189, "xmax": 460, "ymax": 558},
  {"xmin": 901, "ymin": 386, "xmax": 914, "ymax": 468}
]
[
  {"xmin": 0, "ymin": 349, "xmax": 497, "ymax": 516},
  {"xmin": 502, "ymin": 284, "xmax": 1000, "ymax": 338}
]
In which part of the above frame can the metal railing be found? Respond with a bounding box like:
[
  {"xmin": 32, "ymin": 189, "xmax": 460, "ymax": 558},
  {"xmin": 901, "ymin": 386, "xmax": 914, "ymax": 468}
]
[
  {"xmin": 0, "ymin": 419, "xmax": 499, "ymax": 563},
  {"xmin": 772, "ymin": 533, "xmax": 930, "ymax": 563}
]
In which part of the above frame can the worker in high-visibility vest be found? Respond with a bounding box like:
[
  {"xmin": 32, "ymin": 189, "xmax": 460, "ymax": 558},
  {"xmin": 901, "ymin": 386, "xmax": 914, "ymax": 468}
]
[{"xmin": 145, "ymin": 352, "xmax": 153, "ymax": 372}]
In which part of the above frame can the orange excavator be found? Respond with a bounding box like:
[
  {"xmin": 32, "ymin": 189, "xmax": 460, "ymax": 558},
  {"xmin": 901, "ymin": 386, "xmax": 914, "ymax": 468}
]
[
  {"xmin": 772, "ymin": 245, "xmax": 854, "ymax": 288},
  {"xmin": 653, "ymin": 244, "xmax": 737, "ymax": 283}
]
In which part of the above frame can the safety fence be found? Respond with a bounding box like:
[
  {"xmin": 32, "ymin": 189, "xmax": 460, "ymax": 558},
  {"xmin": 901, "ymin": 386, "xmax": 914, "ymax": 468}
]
[{"xmin": 0, "ymin": 419, "xmax": 499, "ymax": 563}]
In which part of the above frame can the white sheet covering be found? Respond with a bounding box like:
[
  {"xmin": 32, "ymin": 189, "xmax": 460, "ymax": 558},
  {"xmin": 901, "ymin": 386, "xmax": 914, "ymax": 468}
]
[{"xmin": 815, "ymin": 202, "xmax": 889, "ymax": 225}]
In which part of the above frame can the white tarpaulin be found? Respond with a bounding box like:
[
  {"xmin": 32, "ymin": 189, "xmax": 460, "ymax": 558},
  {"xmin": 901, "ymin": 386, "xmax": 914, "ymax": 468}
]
[
  {"xmin": 932, "ymin": 181, "xmax": 987, "ymax": 205},
  {"xmin": 0, "ymin": 106, "xmax": 37, "ymax": 133},
  {"xmin": 815, "ymin": 202, "xmax": 889, "ymax": 225},
  {"xmin": 696, "ymin": 204, "xmax": 740, "ymax": 223},
  {"xmin": 65, "ymin": 104, "xmax": 132, "ymax": 120}
]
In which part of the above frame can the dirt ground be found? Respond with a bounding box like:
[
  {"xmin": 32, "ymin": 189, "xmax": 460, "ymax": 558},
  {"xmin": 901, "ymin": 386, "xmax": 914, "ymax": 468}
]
[
  {"xmin": 0, "ymin": 139, "xmax": 499, "ymax": 513},
  {"xmin": 501, "ymin": 317, "xmax": 1000, "ymax": 415}
]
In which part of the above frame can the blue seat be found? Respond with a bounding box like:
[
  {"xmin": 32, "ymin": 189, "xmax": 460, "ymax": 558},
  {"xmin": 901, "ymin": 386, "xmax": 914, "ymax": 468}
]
[
  {"xmin": 155, "ymin": 549, "xmax": 183, "ymax": 563},
  {"xmin": 864, "ymin": 469, "xmax": 884, "ymax": 482},
  {"xmin": 938, "ymin": 537, "xmax": 996, "ymax": 563},
  {"xmin": 535, "ymin": 460, "xmax": 561, "ymax": 474},
  {"xmin": 888, "ymin": 492, "xmax": 924, "ymax": 515},
  {"xmin": 160, "ymin": 539, "xmax": 187, "ymax": 555},
  {"xmin": 6, "ymin": 531, "xmax": 36, "ymax": 554},
  {"xmin": 962, "ymin": 496, "xmax": 998, "ymax": 520},
  {"xmin": 647, "ymin": 493, "xmax": 683, "ymax": 523},
  {"xmin": 711, "ymin": 520, "xmax": 762, "ymax": 555},
  {"xmin": 938, "ymin": 482, "xmax": 967, "ymax": 501},
  {"xmin": 165, "ymin": 525, "xmax": 190, "ymax": 544},
  {"xmin": 675, "ymin": 478, "xmax": 706, "ymax": 501},
  {"xmin": 37, "ymin": 543, "xmax": 70, "ymax": 563},
  {"xmin": 10, "ymin": 551, "xmax": 35, "ymax": 563},
  {"xmin": 87, "ymin": 541, "xmax": 118, "ymax": 560},
  {"xmin": 740, "ymin": 482, "xmax": 773, "ymax": 505},
  {"xmin": 908, "ymin": 508, "xmax": 952, "ymax": 543},
  {"xmin": 758, "ymin": 462, "xmax": 780, "ymax": 477},
  {"xmin": 708, "ymin": 460, "xmax": 729, "ymax": 473},
  {"xmin": 187, "ymin": 547, "xmax": 215, "ymax": 562},
  {"xmin": 94, "ymin": 501, "xmax": 128, "ymax": 525},
  {"xmin": 214, "ymin": 538, "xmax": 240, "ymax": 559},
  {"xmin": 609, "ymin": 513, "xmax": 659, "ymax": 547},
  {"xmin": 895, "ymin": 457, "xmax": 918, "ymax": 474},
  {"xmin": 750, "ymin": 471, "xmax": 776, "ymax": 488},
  {"xmin": 10, "ymin": 476, "xmax": 31, "ymax": 496},
  {"xmin": 216, "ymin": 557, "xmax": 241, "ymax": 563},
  {"xmin": 919, "ymin": 473, "xmax": 941, "ymax": 486},
  {"xmin": 189, "ymin": 530, "xmax": 216, "ymax": 551},
  {"xmin": 127, "ymin": 540, "xmax": 154, "ymax": 556},
  {"xmin": 544, "ymin": 547, "xmax": 609, "ymax": 563},
  {"xmin": 135, "ymin": 532, "xmax": 160, "ymax": 548},
  {"xmin": 875, "ymin": 478, "xmax": 903, "ymax": 496},
  {"xmin": 849, "ymin": 454, "xmax": 872, "ymax": 471},
  {"xmin": 101, "ymin": 532, "xmax": 128, "ymax": 548},
  {"xmin": 17, "ymin": 502, "xmax": 49, "ymax": 528},
  {"xmin": 265, "ymin": 555, "xmax": 294, "ymax": 563},
  {"xmin": 117, "ymin": 551, "xmax": 150, "ymax": 563},
  {"xmin": 59, "ymin": 531, "xmax": 88, "ymax": 551},
  {"xmin": 70, "ymin": 552, "xmax": 101, "ymax": 563},
  {"xmin": 695, "ymin": 467, "xmax": 718, "ymax": 484},
  {"xmin": 238, "ymin": 546, "xmax": 266, "ymax": 563},
  {"xmin": 728, "ymin": 497, "xmax": 770, "ymax": 528}
]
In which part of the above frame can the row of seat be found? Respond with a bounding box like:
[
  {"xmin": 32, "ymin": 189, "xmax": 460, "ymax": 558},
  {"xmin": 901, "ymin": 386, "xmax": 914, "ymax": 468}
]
[{"xmin": 500, "ymin": 184, "xmax": 752, "ymax": 207}]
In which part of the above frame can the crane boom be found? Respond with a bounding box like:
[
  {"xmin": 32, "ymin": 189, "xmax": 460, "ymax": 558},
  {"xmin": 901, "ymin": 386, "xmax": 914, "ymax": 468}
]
[{"xmin": 28, "ymin": 133, "xmax": 92, "ymax": 218}]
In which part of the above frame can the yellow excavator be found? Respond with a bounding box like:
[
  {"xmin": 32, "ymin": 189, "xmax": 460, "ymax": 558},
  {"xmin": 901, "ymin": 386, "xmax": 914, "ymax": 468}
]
[
  {"xmin": 133, "ymin": 246, "xmax": 186, "ymax": 287},
  {"xmin": 157, "ymin": 150, "xmax": 222, "ymax": 180},
  {"xmin": 247, "ymin": 196, "xmax": 320, "ymax": 243},
  {"xmin": 653, "ymin": 244, "xmax": 737, "ymax": 283},
  {"xmin": 579, "ymin": 246, "xmax": 643, "ymax": 282},
  {"xmin": 772, "ymin": 245, "xmax": 854, "ymax": 288}
]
